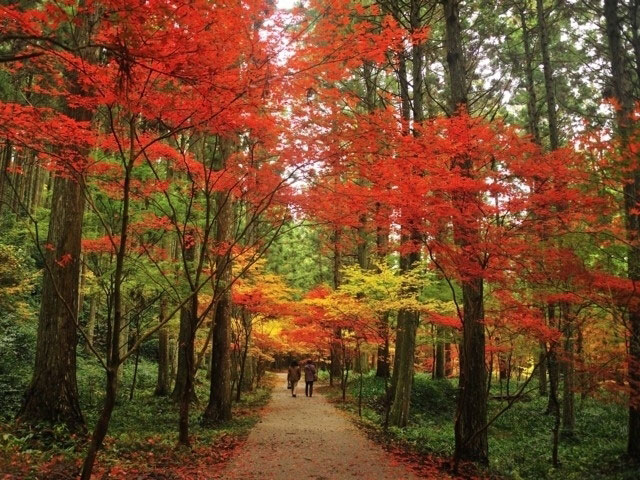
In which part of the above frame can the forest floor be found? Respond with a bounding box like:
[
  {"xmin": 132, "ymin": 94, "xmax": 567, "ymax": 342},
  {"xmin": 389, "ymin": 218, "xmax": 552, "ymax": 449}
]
[
  {"xmin": 0, "ymin": 360, "xmax": 275, "ymax": 479},
  {"xmin": 217, "ymin": 372, "xmax": 455, "ymax": 480}
]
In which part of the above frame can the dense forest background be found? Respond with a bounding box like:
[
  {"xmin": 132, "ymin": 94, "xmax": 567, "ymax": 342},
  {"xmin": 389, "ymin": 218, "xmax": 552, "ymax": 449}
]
[{"xmin": 1, "ymin": 0, "xmax": 640, "ymax": 478}]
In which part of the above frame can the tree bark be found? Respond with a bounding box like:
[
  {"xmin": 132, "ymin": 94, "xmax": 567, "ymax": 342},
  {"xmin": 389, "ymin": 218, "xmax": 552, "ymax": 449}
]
[
  {"xmin": 375, "ymin": 201, "xmax": 391, "ymax": 378},
  {"xmin": 81, "ymin": 118, "xmax": 135, "ymax": 478},
  {"xmin": 604, "ymin": 0, "xmax": 640, "ymax": 461},
  {"xmin": 538, "ymin": 344, "xmax": 548, "ymax": 396},
  {"xmin": 389, "ymin": 308, "xmax": 418, "ymax": 427},
  {"xmin": 0, "ymin": 141, "xmax": 11, "ymax": 215},
  {"xmin": 236, "ymin": 310, "xmax": 252, "ymax": 402},
  {"xmin": 19, "ymin": 172, "xmax": 86, "ymax": 431},
  {"xmin": 435, "ymin": 333, "xmax": 446, "ymax": 379},
  {"xmin": 203, "ymin": 187, "xmax": 234, "ymax": 424},
  {"xmin": 171, "ymin": 302, "xmax": 198, "ymax": 403},
  {"xmin": 389, "ymin": 1, "xmax": 424, "ymax": 424},
  {"xmin": 545, "ymin": 305, "xmax": 561, "ymax": 467},
  {"xmin": 117, "ymin": 307, "xmax": 129, "ymax": 387},
  {"xmin": 536, "ymin": 0, "xmax": 560, "ymax": 150},
  {"xmin": 561, "ymin": 303, "xmax": 575, "ymax": 436},
  {"xmin": 454, "ymin": 277, "xmax": 488, "ymax": 464},
  {"xmin": 330, "ymin": 227, "xmax": 343, "ymax": 384},
  {"xmin": 445, "ymin": 342, "xmax": 453, "ymax": 376},
  {"xmin": 518, "ymin": 6, "xmax": 542, "ymax": 144},
  {"xmin": 376, "ymin": 312, "xmax": 391, "ymax": 378},
  {"xmin": 178, "ymin": 296, "xmax": 197, "ymax": 445},
  {"xmin": 84, "ymin": 293, "xmax": 98, "ymax": 354},
  {"xmin": 155, "ymin": 297, "xmax": 171, "ymax": 396},
  {"xmin": 30, "ymin": 163, "xmax": 45, "ymax": 214},
  {"xmin": 443, "ymin": 0, "xmax": 488, "ymax": 465}
]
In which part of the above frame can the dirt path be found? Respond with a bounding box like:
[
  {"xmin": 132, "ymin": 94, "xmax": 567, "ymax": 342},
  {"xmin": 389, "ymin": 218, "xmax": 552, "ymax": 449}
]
[{"xmin": 220, "ymin": 372, "xmax": 420, "ymax": 480}]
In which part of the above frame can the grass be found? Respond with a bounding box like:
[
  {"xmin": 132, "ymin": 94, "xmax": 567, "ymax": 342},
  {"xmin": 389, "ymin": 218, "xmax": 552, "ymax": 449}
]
[
  {"xmin": 329, "ymin": 371, "xmax": 638, "ymax": 480},
  {"xmin": 0, "ymin": 355, "xmax": 274, "ymax": 479}
]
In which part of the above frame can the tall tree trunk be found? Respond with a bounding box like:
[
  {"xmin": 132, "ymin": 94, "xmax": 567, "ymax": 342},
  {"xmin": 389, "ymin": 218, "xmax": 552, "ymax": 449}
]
[
  {"xmin": 155, "ymin": 297, "xmax": 171, "ymax": 396},
  {"xmin": 546, "ymin": 305, "xmax": 561, "ymax": 467},
  {"xmin": 390, "ymin": 0, "xmax": 424, "ymax": 427},
  {"xmin": 117, "ymin": 307, "xmax": 129, "ymax": 387},
  {"xmin": 435, "ymin": 330, "xmax": 446, "ymax": 379},
  {"xmin": 172, "ymin": 228, "xmax": 198, "ymax": 445},
  {"xmin": 443, "ymin": 0, "xmax": 488, "ymax": 465},
  {"xmin": 236, "ymin": 312, "xmax": 251, "ymax": 402},
  {"xmin": 330, "ymin": 227, "xmax": 343, "ymax": 385},
  {"xmin": 11, "ymin": 152, "xmax": 23, "ymax": 214},
  {"xmin": 81, "ymin": 121, "xmax": 135, "ymax": 479},
  {"xmin": 0, "ymin": 141, "xmax": 11, "ymax": 215},
  {"xmin": 534, "ymin": 0, "xmax": 570, "ymax": 439},
  {"xmin": 18, "ymin": 173, "xmax": 86, "ymax": 431},
  {"xmin": 376, "ymin": 312, "xmax": 391, "ymax": 378},
  {"xmin": 561, "ymin": 304, "xmax": 575, "ymax": 436},
  {"xmin": 546, "ymin": 307, "xmax": 560, "ymax": 420},
  {"xmin": 203, "ymin": 187, "xmax": 234, "ymax": 424},
  {"xmin": 604, "ymin": 0, "xmax": 640, "ymax": 461},
  {"xmin": 21, "ymin": 158, "xmax": 33, "ymax": 214},
  {"xmin": 19, "ymin": 3, "xmax": 98, "ymax": 431},
  {"xmin": 171, "ymin": 303, "xmax": 197, "ymax": 403},
  {"xmin": 517, "ymin": 5, "xmax": 542, "ymax": 145},
  {"xmin": 30, "ymin": 163, "xmax": 45, "ymax": 214},
  {"xmin": 178, "ymin": 296, "xmax": 198, "ymax": 445},
  {"xmin": 389, "ymin": 308, "xmax": 418, "ymax": 427},
  {"xmin": 455, "ymin": 277, "xmax": 488, "ymax": 464},
  {"xmin": 375, "ymin": 201, "xmax": 390, "ymax": 378},
  {"xmin": 84, "ymin": 293, "xmax": 98, "ymax": 354},
  {"xmin": 536, "ymin": 0, "xmax": 560, "ymax": 150},
  {"xmin": 77, "ymin": 257, "xmax": 87, "ymax": 318},
  {"xmin": 169, "ymin": 334, "xmax": 178, "ymax": 386},
  {"xmin": 538, "ymin": 344, "xmax": 548, "ymax": 396}
]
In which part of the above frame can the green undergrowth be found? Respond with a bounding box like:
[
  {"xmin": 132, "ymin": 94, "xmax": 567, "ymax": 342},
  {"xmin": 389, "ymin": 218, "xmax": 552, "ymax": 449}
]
[
  {"xmin": 0, "ymin": 356, "xmax": 274, "ymax": 479},
  {"xmin": 329, "ymin": 372, "xmax": 637, "ymax": 480}
]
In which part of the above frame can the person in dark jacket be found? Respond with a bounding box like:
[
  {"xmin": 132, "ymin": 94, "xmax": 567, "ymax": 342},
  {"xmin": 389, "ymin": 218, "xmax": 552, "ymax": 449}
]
[
  {"xmin": 287, "ymin": 360, "xmax": 301, "ymax": 397},
  {"xmin": 304, "ymin": 359, "xmax": 317, "ymax": 397}
]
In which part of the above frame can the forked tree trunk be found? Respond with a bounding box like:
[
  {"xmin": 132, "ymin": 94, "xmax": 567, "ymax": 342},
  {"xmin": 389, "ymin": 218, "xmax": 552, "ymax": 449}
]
[{"xmin": 81, "ymin": 127, "xmax": 135, "ymax": 479}]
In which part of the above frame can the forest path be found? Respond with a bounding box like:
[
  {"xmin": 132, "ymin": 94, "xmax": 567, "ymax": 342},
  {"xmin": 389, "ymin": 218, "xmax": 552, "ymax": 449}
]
[{"xmin": 219, "ymin": 372, "xmax": 421, "ymax": 480}]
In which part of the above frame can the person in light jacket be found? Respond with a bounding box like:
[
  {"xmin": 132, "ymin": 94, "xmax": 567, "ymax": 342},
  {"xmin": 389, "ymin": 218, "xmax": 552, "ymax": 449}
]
[
  {"xmin": 304, "ymin": 359, "xmax": 317, "ymax": 397},
  {"xmin": 287, "ymin": 360, "xmax": 301, "ymax": 397}
]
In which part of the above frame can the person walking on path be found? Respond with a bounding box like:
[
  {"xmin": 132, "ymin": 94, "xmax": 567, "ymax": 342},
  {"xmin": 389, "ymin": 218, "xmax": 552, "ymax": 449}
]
[
  {"xmin": 304, "ymin": 359, "xmax": 317, "ymax": 397},
  {"xmin": 287, "ymin": 360, "xmax": 301, "ymax": 397}
]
